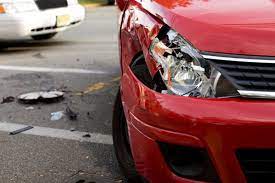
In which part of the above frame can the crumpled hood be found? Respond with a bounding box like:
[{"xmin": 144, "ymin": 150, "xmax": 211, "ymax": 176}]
[{"xmin": 141, "ymin": 0, "xmax": 275, "ymax": 56}]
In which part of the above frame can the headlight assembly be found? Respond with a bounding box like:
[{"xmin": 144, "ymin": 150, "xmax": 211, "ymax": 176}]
[{"xmin": 149, "ymin": 27, "xmax": 239, "ymax": 98}]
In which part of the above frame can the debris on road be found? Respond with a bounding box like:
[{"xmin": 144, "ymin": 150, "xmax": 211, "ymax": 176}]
[
  {"xmin": 70, "ymin": 128, "xmax": 76, "ymax": 132},
  {"xmin": 66, "ymin": 106, "xmax": 78, "ymax": 121},
  {"xmin": 9, "ymin": 126, "xmax": 34, "ymax": 135},
  {"xmin": 25, "ymin": 106, "xmax": 34, "ymax": 110},
  {"xmin": 1, "ymin": 96, "xmax": 15, "ymax": 104},
  {"xmin": 41, "ymin": 91, "xmax": 64, "ymax": 100},
  {"xmin": 18, "ymin": 91, "xmax": 64, "ymax": 104},
  {"xmin": 87, "ymin": 112, "xmax": 94, "ymax": 120},
  {"xmin": 33, "ymin": 52, "xmax": 45, "ymax": 59},
  {"xmin": 50, "ymin": 111, "xmax": 64, "ymax": 121},
  {"xmin": 82, "ymin": 134, "xmax": 91, "ymax": 138}
]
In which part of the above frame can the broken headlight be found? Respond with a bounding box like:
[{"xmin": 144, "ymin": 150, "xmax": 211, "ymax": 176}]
[{"xmin": 149, "ymin": 28, "xmax": 238, "ymax": 98}]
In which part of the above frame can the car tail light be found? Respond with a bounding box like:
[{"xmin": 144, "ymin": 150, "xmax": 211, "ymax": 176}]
[{"xmin": 159, "ymin": 142, "xmax": 220, "ymax": 182}]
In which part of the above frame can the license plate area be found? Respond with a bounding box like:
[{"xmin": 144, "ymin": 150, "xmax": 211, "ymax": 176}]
[{"xmin": 56, "ymin": 15, "xmax": 70, "ymax": 27}]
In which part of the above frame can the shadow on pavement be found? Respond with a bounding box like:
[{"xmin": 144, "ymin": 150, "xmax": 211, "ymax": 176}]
[{"xmin": 0, "ymin": 40, "xmax": 75, "ymax": 53}]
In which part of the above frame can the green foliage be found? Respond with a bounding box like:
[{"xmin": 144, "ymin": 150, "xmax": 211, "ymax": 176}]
[{"xmin": 79, "ymin": 0, "xmax": 107, "ymax": 5}]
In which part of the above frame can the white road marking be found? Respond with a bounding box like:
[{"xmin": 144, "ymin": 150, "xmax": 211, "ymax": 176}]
[
  {"xmin": 0, "ymin": 122, "xmax": 113, "ymax": 145},
  {"xmin": 0, "ymin": 65, "xmax": 106, "ymax": 74}
]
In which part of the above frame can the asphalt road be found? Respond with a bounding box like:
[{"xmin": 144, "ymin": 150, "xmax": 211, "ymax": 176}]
[{"xmin": 0, "ymin": 6, "xmax": 122, "ymax": 183}]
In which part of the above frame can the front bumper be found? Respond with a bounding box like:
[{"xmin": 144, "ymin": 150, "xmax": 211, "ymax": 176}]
[
  {"xmin": 0, "ymin": 4, "xmax": 85, "ymax": 39},
  {"xmin": 121, "ymin": 66, "xmax": 275, "ymax": 183}
]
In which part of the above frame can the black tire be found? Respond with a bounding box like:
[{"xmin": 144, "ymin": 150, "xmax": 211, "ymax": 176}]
[
  {"xmin": 31, "ymin": 33, "xmax": 57, "ymax": 40},
  {"xmin": 112, "ymin": 91, "xmax": 147, "ymax": 183},
  {"xmin": 0, "ymin": 45, "xmax": 7, "ymax": 50},
  {"xmin": 107, "ymin": 0, "xmax": 115, "ymax": 5}
]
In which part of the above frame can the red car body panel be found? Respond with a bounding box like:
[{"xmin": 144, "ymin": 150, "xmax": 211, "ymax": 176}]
[
  {"xmin": 137, "ymin": 0, "xmax": 275, "ymax": 57},
  {"xmin": 122, "ymin": 67, "xmax": 275, "ymax": 183},
  {"xmin": 118, "ymin": 0, "xmax": 275, "ymax": 182}
]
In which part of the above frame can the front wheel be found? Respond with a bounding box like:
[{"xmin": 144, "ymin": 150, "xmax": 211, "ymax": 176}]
[
  {"xmin": 31, "ymin": 33, "xmax": 57, "ymax": 40},
  {"xmin": 107, "ymin": 0, "xmax": 115, "ymax": 5},
  {"xmin": 112, "ymin": 91, "xmax": 147, "ymax": 183}
]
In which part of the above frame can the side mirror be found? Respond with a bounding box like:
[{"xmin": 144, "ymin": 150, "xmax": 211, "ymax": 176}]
[{"xmin": 116, "ymin": 0, "xmax": 127, "ymax": 11}]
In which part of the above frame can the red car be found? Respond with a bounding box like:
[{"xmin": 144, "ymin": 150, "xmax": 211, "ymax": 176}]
[{"xmin": 113, "ymin": 0, "xmax": 275, "ymax": 182}]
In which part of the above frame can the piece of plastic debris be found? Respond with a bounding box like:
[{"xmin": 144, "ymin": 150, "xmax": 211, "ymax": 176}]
[
  {"xmin": 70, "ymin": 128, "xmax": 76, "ymax": 132},
  {"xmin": 82, "ymin": 134, "xmax": 91, "ymax": 138},
  {"xmin": 9, "ymin": 126, "xmax": 34, "ymax": 135},
  {"xmin": 41, "ymin": 91, "xmax": 63, "ymax": 99},
  {"xmin": 25, "ymin": 106, "xmax": 34, "ymax": 110},
  {"xmin": 51, "ymin": 111, "xmax": 64, "ymax": 121},
  {"xmin": 33, "ymin": 53, "xmax": 45, "ymax": 59},
  {"xmin": 66, "ymin": 106, "xmax": 78, "ymax": 121},
  {"xmin": 18, "ymin": 91, "xmax": 64, "ymax": 104},
  {"xmin": 1, "ymin": 96, "xmax": 15, "ymax": 104}
]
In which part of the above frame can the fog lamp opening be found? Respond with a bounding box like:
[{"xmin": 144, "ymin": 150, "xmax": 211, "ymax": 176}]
[{"xmin": 159, "ymin": 142, "xmax": 220, "ymax": 182}]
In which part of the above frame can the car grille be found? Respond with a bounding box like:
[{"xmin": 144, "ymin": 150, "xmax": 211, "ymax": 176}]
[
  {"xmin": 35, "ymin": 0, "xmax": 68, "ymax": 10},
  {"xmin": 236, "ymin": 149, "xmax": 275, "ymax": 183},
  {"xmin": 202, "ymin": 53, "xmax": 275, "ymax": 98},
  {"xmin": 203, "ymin": 54, "xmax": 275, "ymax": 91}
]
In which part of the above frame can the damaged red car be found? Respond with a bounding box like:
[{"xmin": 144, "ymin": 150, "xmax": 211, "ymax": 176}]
[{"xmin": 113, "ymin": 0, "xmax": 275, "ymax": 183}]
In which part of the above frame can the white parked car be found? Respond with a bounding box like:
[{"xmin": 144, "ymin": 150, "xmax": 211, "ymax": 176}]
[{"xmin": 0, "ymin": 0, "xmax": 85, "ymax": 40}]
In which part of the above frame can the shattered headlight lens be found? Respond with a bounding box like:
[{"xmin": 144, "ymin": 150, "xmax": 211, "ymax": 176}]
[{"xmin": 150, "ymin": 28, "xmax": 237, "ymax": 98}]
